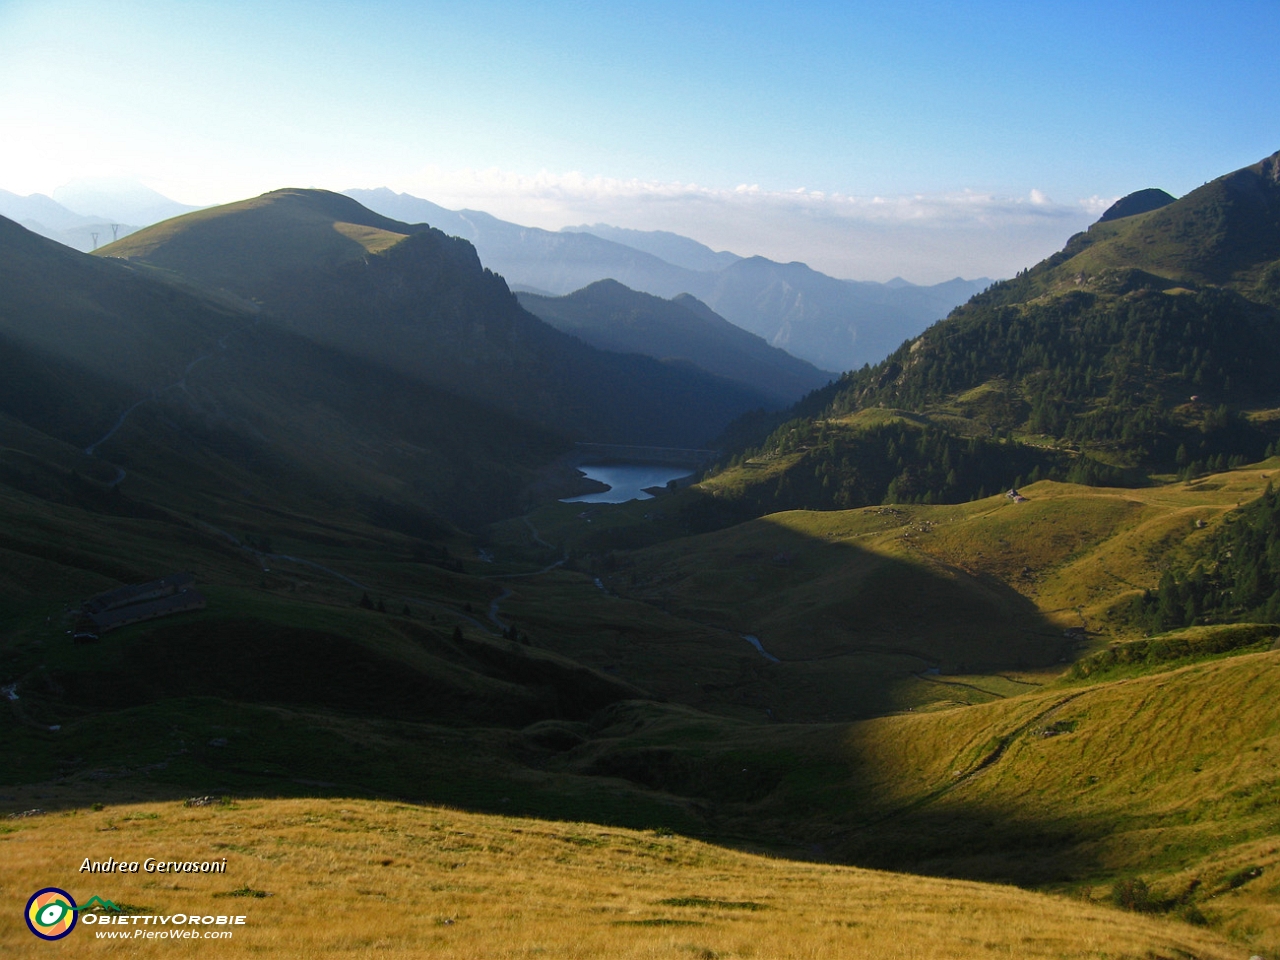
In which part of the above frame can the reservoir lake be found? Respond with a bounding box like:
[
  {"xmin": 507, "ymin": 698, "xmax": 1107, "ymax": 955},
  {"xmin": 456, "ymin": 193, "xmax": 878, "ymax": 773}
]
[{"xmin": 561, "ymin": 463, "xmax": 693, "ymax": 504}]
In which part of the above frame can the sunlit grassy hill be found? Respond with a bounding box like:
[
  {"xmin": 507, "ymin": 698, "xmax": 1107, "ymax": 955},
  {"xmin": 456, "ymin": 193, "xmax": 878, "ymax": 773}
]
[
  {"xmin": 0, "ymin": 797, "xmax": 1244, "ymax": 959},
  {"xmin": 100, "ymin": 189, "xmax": 416, "ymax": 298},
  {"xmin": 523, "ymin": 649, "xmax": 1280, "ymax": 952},
  {"xmin": 478, "ymin": 456, "xmax": 1280, "ymax": 732},
  {"xmin": 615, "ymin": 462, "xmax": 1279, "ymax": 665},
  {"xmin": 1049, "ymin": 151, "xmax": 1280, "ymax": 289}
]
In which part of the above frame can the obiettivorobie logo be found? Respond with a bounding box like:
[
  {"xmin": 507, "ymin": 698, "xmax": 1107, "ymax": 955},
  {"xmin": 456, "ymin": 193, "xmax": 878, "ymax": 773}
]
[
  {"xmin": 24, "ymin": 889, "xmax": 117, "ymax": 941},
  {"xmin": 25, "ymin": 888, "xmax": 247, "ymax": 941}
]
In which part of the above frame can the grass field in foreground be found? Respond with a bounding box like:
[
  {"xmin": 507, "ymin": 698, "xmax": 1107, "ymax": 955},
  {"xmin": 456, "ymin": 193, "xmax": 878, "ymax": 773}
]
[{"xmin": 1, "ymin": 798, "xmax": 1240, "ymax": 960}]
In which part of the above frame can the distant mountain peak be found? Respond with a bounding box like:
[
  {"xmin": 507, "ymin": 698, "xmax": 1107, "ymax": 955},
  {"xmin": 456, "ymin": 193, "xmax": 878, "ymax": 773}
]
[
  {"xmin": 518, "ymin": 279, "xmax": 834, "ymax": 402},
  {"xmin": 560, "ymin": 222, "xmax": 741, "ymax": 273},
  {"xmin": 573, "ymin": 277, "xmax": 631, "ymax": 296},
  {"xmin": 1096, "ymin": 188, "xmax": 1177, "ymax": 223},
  {"xmin": 52, "ymin": 176, "xmax": 198, "ymax": 225}
]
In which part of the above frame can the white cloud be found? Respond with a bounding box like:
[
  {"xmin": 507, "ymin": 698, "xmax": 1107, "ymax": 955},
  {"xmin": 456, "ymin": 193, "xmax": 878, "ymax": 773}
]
[{"xmin": 392, "ymin": 165, "xmax": 1115, "ymax": 283}]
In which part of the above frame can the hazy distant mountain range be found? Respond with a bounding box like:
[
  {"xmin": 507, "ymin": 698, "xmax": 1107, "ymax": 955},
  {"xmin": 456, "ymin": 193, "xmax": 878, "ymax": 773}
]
[
  {"xmin": 0, "ymin": 188, "xmax": 137, "ymax": 252},
  {"xmin": 2, "ymin": 177, "xmax": 988, "ymax": 374},
  {"xmin": 53, "ymin": 177, "xmax": 199, "ymax": 226},
  {"xmin": 518, "ymin": 279, "xmax": 835, "ymax": 403},
  {"xmin": 0, "ymin": 179, "xmax": 199, "ymax": 253},
  {"xmin": 346, "ymin": 188, "xmax": 991, "ymax": 372},
  {"xmin": 561, "ymin": 223, "xmax": 743, "ymax": 272}
]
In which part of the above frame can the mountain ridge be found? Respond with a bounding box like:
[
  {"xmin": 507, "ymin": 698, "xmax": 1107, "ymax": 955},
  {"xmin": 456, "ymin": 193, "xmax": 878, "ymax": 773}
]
[
  {"xmin": 561, "ymin": 222, "xmax": 742, "ymax": 272},
  {"xmin": 345, "ymin": 187, "xmax": 989, "ymax": 371},
  {"xmin": 98, "ymin": 189, "xmax": 777, "ymax": 447},
  {"xmin": 690, "ymin": 149, "xmax": 1280, "ymax": 520},
  {"xmin": 518, "ymin": 279, "xmax": 834, "ymax": 403}
]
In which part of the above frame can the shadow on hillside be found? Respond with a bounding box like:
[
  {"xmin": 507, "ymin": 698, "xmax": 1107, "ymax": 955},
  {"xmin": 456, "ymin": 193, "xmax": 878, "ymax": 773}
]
[
  {"xmin": 1, "ymin": 493, "xmax": 1090, "ymax": 887},
  {"xmin": 0, "ymin": 691, "xmax": 1108, "ymax": 889},
  {"xmin": 577, "ymin": 500, "xmax": 1075, "ymax": 722}
]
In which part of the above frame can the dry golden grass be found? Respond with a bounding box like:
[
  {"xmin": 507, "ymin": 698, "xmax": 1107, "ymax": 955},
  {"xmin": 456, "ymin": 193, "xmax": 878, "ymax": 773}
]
[
  {"xmin": 843, "ymin": 649, "xmax": 1280, "ymax": 834},
  {"xmin": 628, "ymin": 462, "xmax": 1280, "ymax": 656},
  {"xmin": 1, "ymin": 798, "xmax": 1239, "ymax": 959}
]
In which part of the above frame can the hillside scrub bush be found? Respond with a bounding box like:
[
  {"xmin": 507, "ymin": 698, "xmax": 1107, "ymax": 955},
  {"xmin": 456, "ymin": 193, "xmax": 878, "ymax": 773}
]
[
  {"xmin": 1111, "ymin": 877, "xmax": 1157, "ymax": 912},
  {"xmin": 1071, "ymin": 624, "xmax": 1279, "ymax": 680},
  {"xmin": 713, "ymin": 420, "xmax": 1111, "ymax": 517}
]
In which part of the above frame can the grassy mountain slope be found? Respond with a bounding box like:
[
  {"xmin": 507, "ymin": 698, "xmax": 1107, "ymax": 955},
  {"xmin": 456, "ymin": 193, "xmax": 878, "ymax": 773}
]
[
  {"xmin": 4, "ymin": 464, "xmax": 1276, "ymax": 945},
  {"xmin": 1, "ymin": 797, "xmax": 1242, "ymax": 959},
  {"xmin": 0, "ymin": 215, "xmax": 252, "ymax": 441},
  {"xmin": 543, "ymin": 649, "xmax": 1280, "ymax": 951},
  {"xmin": 102, "ymin": 188, "xmax": 414, "ymax": 297},
  {"xmin": 518, "ymin": 279, "xmax": 834, "ymax": 402},
  {"xmin": 1059, "ymin": 152, "xmax": 1280, "ymax": 286},
  {"xmin": 0, "ymin": 215, "xmax": 567, "ymax": 530},
  {"xmin": 626, "ymin": 461, "xmax": 1280, "ymax": 649},
  {"xmin": 542, "ymin": 465, "xmax": 1274, "ymax": 745},
  {"xmin": 5, "ymin": 483, "xmax": 1276, "ymax": 947},
  {"xmin": 101, "ymin": 190, "xmax": 774, "ymax": 447}
]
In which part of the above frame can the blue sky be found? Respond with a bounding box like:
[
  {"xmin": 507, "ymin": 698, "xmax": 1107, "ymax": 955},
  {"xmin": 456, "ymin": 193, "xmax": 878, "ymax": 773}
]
[{"xmin": 2, "ymin": 0, "xmax": 1278, "ymax": 281}]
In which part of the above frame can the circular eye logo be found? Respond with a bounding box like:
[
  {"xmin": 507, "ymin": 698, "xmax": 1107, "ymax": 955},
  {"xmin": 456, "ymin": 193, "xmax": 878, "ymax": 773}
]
[{"xmin": 25, "ymin": 888, "xmax": 78, "ymax": 940}]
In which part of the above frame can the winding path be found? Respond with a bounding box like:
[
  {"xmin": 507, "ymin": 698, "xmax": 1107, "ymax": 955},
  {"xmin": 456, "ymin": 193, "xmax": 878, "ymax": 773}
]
[
  {"xmin": 479, "ymin": 514, "xmax": 572, "ymax": 627},
  {"xmin": 522, "ymin": 515, "xmax": 554, "ymax": 550},
  {"xmin": 82, "ymin": 331, "xmax": 240, "ymax": 485},
  {"xmin": 194, "ymin": 518, "xmax": 500, "ymax": 635},
  {"xmin": 854, "ymin": 690, "xmax": 1089, "ymax": 831}
]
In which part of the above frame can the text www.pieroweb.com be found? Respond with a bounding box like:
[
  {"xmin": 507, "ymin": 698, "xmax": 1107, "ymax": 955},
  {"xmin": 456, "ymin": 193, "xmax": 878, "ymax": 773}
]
[{"xmin": 84, "ymin": 913, "xmax": 245, "ymax": 940}]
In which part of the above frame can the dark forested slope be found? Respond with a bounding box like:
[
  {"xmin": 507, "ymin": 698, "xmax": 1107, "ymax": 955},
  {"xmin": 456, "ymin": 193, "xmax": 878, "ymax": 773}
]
[{"xmin": 816, "ymin": 152, "xmax": 1280, "ymax": 465}]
